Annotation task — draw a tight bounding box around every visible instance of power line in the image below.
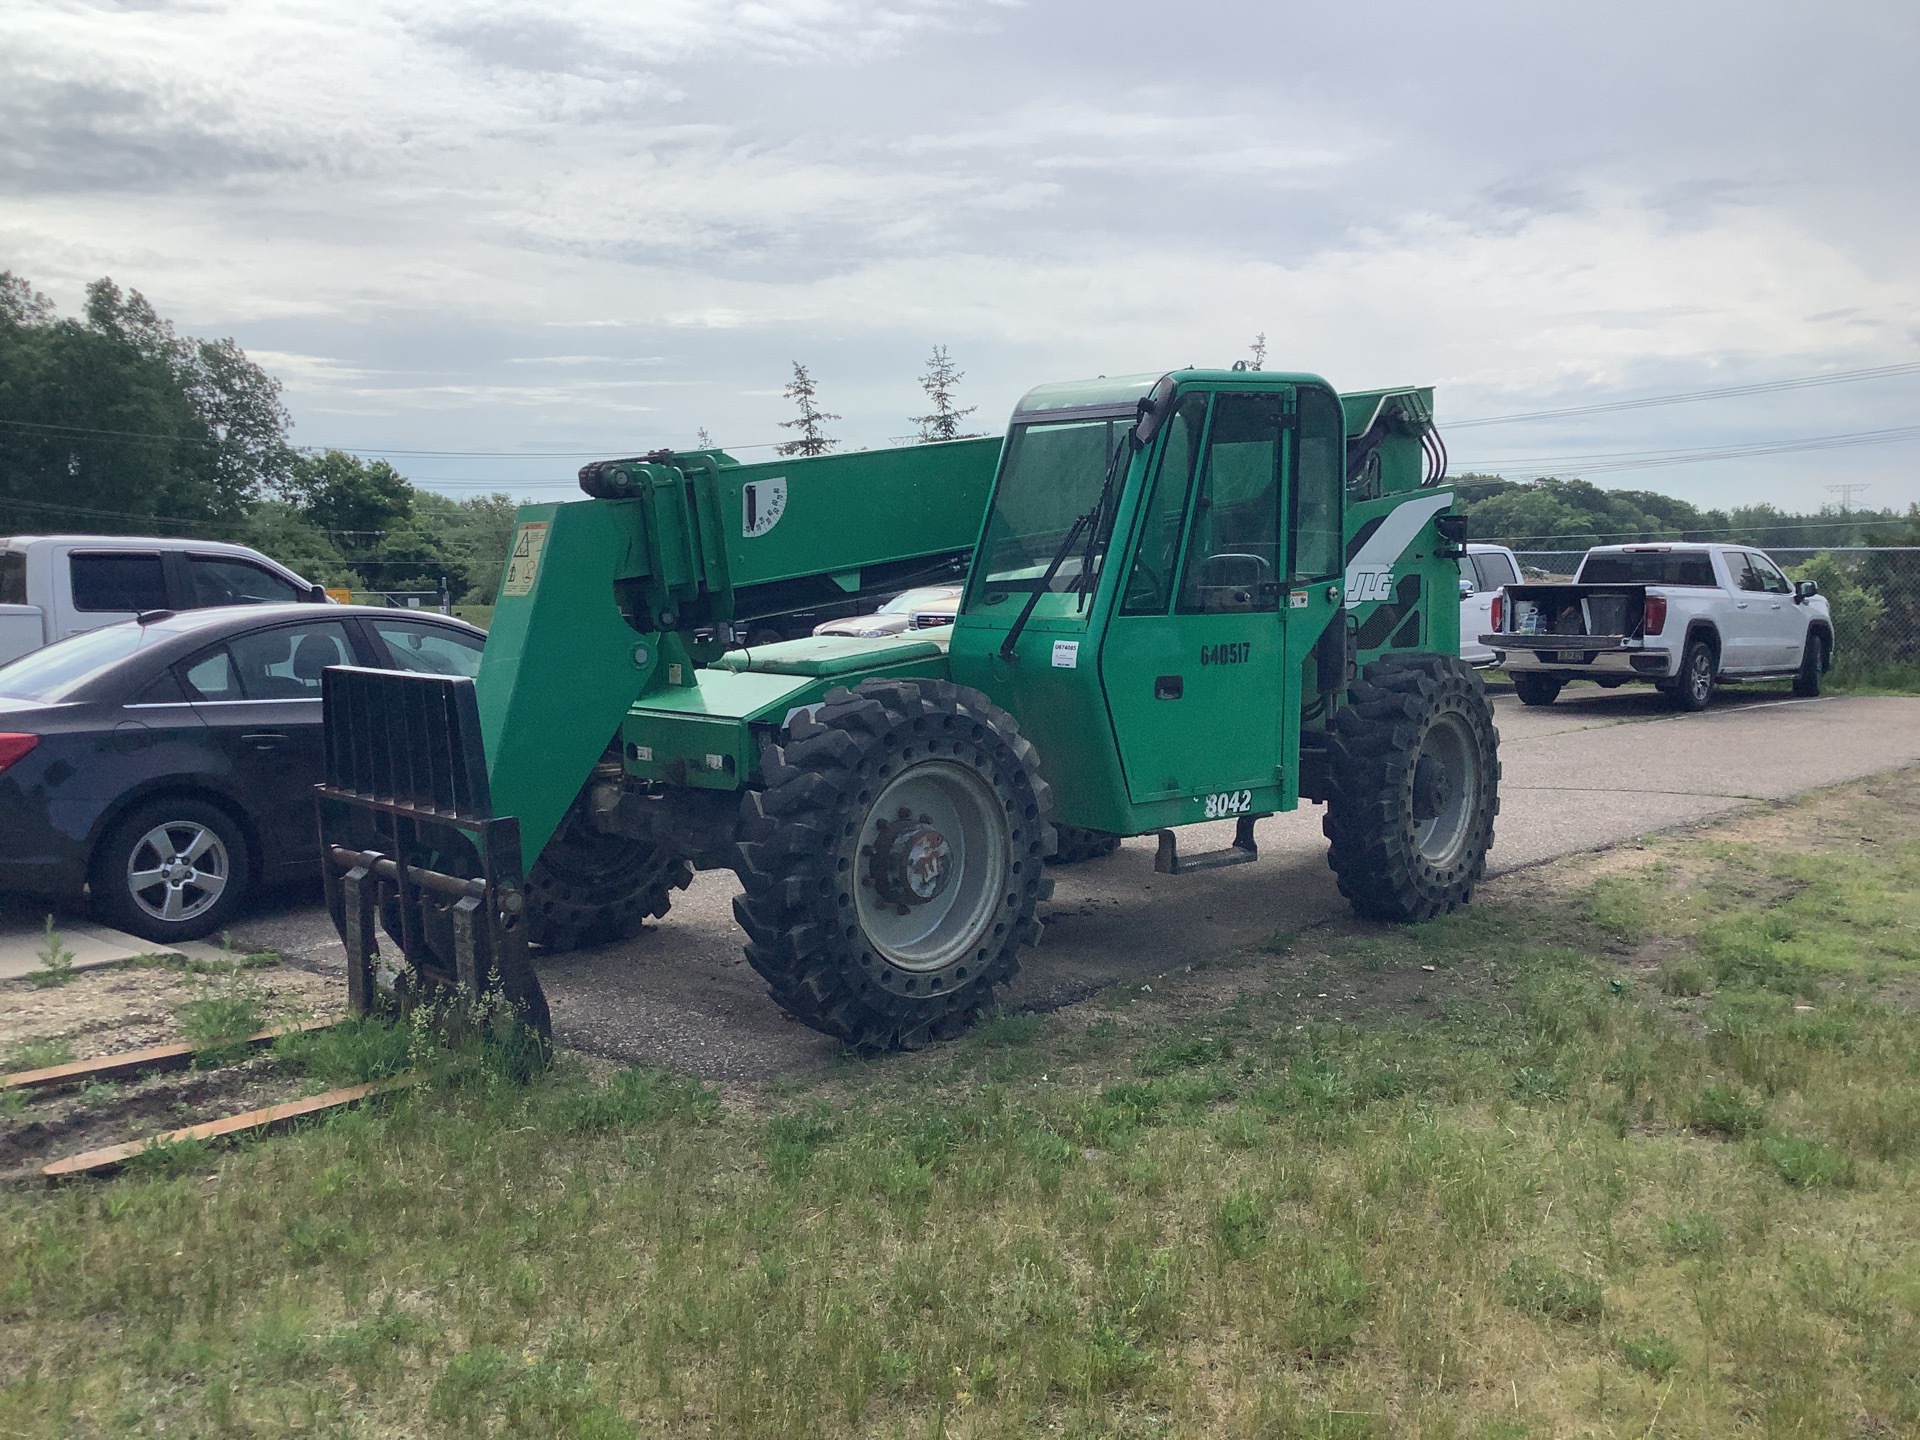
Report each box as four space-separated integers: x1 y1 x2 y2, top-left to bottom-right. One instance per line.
1449 360 1920 428
1456 422 1920 477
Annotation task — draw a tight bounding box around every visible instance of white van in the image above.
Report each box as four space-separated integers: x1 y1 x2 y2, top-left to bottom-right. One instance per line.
0 535 327 668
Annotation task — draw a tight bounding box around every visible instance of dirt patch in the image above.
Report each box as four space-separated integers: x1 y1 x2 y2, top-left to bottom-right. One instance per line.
0 961 339 1066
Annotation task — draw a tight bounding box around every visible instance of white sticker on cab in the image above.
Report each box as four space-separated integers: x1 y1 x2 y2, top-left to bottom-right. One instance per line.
1051 640 1080 669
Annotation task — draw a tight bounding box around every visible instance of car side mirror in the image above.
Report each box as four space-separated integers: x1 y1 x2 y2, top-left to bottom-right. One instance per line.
1459 579 1475 599
307 584 330 603
1795 580 1819 600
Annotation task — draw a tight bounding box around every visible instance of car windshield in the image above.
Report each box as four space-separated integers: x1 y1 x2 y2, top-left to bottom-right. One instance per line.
966 416 1128 614
0 623 156 701
1577 552 1718 586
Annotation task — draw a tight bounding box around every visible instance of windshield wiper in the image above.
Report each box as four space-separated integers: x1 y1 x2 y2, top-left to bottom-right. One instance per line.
997 432 1132 662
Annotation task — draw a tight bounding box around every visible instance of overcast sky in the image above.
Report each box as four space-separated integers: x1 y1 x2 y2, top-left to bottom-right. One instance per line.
6 0 1919 523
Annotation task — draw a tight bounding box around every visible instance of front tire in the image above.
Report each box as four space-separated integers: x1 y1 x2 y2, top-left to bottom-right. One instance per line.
1513 673 1562 707
1673 638 1716 711
524 810 693 952
734 678 1054 1050
92 796 252 944
1792 632 1827 698
1324 654 1500 923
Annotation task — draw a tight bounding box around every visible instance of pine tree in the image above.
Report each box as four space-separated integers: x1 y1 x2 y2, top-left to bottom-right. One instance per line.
1248 332 1267 372
911 344 978 443
775 362 840 457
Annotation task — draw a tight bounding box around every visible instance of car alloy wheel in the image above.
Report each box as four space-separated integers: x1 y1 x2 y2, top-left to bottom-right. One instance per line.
125 819 231 924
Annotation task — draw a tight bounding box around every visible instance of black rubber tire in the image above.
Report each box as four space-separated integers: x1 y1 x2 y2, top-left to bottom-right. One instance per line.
1323 653 1500 923
1792 631 1826 698
1672 637 1716 711
733 677 1055 1050
1513 672 1562 707
524 811 693 952
91 796 252 944
1052 825 1121 864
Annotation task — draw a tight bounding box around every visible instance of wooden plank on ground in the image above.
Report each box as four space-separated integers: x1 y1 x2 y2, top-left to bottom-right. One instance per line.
42 1074 423 1179
1 1018 337 1092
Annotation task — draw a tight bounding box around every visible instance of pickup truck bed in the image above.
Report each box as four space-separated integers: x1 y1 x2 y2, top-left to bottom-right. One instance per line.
1479 583 1659 665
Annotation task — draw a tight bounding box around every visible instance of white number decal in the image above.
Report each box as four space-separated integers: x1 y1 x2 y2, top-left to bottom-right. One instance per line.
1202 789 1253 819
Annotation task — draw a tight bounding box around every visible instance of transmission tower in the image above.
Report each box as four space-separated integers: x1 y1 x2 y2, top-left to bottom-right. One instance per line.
1826 483 1869 513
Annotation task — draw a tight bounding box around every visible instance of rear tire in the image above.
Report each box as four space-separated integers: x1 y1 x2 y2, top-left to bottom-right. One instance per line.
734 678 1054 1050
1792 632 1827 698
1513 673 1562 707
524 811 693 952
1052 825 1121 864
92 796 252 944
1324 654 1500 923
1673 638 1716 711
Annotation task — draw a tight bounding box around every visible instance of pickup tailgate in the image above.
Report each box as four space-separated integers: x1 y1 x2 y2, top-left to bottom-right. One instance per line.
1481 583 1651 653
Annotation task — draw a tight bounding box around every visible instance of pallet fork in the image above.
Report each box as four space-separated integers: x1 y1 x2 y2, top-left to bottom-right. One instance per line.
316 665 551 1036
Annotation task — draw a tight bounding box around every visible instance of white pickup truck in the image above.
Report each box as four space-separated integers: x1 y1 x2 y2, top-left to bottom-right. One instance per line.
0 535 327 668
1481 542 1833 710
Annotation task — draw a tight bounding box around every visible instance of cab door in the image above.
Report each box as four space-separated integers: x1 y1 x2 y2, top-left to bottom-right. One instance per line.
1099 388 1289 808
1278 385 1347 804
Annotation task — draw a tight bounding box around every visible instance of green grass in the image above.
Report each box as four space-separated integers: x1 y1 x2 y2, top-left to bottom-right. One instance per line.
1 779 1918 1437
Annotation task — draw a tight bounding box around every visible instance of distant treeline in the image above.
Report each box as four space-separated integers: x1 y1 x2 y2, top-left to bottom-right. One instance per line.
1453 472 1918 553
1 271 518 602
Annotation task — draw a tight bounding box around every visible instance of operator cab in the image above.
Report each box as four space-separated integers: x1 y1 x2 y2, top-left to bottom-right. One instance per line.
951 369 1351 838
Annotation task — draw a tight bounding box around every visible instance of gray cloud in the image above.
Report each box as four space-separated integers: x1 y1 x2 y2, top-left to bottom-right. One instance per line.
2 0 1917 511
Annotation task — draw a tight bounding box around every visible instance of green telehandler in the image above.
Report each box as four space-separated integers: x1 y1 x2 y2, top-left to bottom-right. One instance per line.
318 368 1498 1049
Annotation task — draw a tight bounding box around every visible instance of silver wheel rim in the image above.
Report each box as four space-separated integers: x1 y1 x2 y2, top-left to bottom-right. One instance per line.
126 821 230 924
855 762 1010 972
1411 713 1476 866
1690 650 1712 702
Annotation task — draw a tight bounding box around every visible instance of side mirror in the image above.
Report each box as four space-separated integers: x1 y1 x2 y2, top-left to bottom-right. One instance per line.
1132 374 1179 448
1459 579 1475 599
1795 580 1819 600
308 584 330 603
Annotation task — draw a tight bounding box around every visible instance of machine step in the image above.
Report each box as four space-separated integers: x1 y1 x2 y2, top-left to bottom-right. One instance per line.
1154 814 1261 874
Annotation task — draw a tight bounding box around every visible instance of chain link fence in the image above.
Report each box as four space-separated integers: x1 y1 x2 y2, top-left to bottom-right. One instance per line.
1509 546 1920 687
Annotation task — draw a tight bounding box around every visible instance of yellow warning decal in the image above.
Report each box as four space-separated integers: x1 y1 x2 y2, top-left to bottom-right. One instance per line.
502 521 550 598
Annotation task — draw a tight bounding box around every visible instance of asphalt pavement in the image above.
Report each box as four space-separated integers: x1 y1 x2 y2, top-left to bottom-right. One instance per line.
12 687 1920 1080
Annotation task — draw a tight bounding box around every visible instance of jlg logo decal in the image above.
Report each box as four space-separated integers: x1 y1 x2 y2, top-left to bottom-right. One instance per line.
1203 789 1253 819
1349 566 1395 603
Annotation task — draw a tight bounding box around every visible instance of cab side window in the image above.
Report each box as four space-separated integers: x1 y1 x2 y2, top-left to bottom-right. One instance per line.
188 555 303 607
0 552 24 606
71 553 166 612
1292 387 1344 582
1177 392 1283 613
1750 553 1791 595
1732 552 1766 592
1474 552 1520 590
1121 394 1209 615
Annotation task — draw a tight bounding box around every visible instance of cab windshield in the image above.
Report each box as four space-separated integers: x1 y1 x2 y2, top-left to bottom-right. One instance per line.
966 415 1128 613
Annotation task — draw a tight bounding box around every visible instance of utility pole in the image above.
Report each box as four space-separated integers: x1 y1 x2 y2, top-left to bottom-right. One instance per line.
1826 483 1868 513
